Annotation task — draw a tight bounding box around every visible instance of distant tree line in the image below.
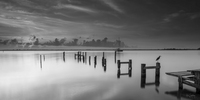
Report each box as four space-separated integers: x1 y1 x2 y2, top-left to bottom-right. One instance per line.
0 37 128 48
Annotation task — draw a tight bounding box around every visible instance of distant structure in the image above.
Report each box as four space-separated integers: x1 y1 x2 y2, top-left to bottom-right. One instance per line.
156 56 161 61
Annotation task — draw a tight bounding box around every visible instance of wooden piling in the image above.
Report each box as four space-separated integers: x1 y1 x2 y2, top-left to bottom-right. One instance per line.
178 76 183 90
156 62 161 76
114 51 116 63
89 56 91 65
141 64 146 77
94 56 97 65
129 59 132 69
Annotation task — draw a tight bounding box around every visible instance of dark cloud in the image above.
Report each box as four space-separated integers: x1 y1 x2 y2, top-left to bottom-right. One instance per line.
0 0 200 48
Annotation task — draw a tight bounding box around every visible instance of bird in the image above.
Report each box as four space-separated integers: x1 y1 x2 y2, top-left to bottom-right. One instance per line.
156 56 161 61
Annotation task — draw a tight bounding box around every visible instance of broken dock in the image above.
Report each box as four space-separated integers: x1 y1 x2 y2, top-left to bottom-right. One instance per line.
166 69 200 94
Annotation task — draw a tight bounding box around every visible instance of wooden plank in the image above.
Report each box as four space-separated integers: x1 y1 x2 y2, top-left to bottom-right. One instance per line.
188 69 200 72
166 71 192 77
183 80 200 89
120 62 129 64
144 66 157 69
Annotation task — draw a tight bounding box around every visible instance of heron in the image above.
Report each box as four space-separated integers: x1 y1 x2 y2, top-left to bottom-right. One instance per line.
156 56 161 61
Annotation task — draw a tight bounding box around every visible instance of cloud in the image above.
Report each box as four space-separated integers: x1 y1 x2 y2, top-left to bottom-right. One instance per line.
54 4 97 14
102 0 124 13
95 22 123 29
164 13 180 22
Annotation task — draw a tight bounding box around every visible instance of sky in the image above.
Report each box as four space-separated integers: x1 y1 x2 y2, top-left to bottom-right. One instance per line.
0 0 200 49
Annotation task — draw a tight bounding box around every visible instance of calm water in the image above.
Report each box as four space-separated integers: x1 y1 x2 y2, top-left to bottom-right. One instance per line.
0 51 200 100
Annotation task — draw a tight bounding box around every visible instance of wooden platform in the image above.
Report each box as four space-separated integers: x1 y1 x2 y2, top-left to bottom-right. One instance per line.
166 71 193 77
166 70 200 93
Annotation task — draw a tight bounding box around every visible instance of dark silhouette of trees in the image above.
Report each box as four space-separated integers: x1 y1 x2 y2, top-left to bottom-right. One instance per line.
34 38 39 45
54 38 60 46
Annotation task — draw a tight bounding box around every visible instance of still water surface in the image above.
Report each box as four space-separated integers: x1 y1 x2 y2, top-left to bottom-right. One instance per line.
0 51 200 100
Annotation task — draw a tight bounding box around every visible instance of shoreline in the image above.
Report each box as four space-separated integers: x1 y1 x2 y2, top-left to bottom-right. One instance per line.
0 48 198 51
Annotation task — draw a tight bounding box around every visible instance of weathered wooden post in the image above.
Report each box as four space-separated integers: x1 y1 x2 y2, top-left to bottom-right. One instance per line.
114 51 117 63
156 62 161 76
129 59 132 69
118 60 120 69
178 76 183 90
89 56 91 65
194 72 200 93
85 52 87 63
82 55 85 63
94 56 97 65
63 52 65 62
141 64 146 77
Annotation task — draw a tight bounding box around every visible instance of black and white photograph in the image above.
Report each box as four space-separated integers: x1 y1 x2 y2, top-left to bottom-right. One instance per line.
0 0 200 100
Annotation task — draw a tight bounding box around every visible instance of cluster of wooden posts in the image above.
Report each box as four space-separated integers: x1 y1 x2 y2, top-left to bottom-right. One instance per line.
74 51 87 63
117 59 132 78
140 63 161 88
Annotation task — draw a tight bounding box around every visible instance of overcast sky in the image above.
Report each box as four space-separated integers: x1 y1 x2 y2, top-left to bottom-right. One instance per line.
0 0 200 48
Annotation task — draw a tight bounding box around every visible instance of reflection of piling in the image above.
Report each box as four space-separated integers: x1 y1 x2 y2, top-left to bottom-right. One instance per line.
141 62 161 78
43 55 45 61
102 58 107 72
117 68 132 79
89 56 91 65
140 74 160 88
40 55 42 69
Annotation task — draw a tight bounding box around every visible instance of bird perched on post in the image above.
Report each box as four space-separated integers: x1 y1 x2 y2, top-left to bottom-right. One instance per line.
156 56 161 61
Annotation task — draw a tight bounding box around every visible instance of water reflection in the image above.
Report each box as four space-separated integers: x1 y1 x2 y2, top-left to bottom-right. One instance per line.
1 51 200 100
140 74 160 93
166 89 200 100
117 68 132 78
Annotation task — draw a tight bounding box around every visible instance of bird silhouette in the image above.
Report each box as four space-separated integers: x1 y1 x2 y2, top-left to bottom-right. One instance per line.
156 56 161 61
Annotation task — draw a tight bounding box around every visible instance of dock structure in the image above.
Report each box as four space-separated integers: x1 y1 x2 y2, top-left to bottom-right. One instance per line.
140 62 161 89
166 70 200 94
117 59 132 78
141 62 161 78
117 59 132 69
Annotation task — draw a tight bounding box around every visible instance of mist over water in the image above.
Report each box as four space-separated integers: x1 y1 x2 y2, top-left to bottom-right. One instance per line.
0 51 200 100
